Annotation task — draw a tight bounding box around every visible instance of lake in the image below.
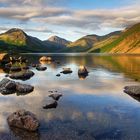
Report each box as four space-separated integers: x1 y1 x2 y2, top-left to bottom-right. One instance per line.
0 54 140 140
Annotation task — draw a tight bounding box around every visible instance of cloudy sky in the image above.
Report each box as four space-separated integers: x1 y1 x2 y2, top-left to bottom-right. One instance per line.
0 0 139 41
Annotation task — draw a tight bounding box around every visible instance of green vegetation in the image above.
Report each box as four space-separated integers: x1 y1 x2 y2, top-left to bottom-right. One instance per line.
0 23 140 53
90 23 140 53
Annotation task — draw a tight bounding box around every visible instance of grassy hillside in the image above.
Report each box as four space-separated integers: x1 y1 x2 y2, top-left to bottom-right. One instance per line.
90 23 140 53
66 31 121 52
0 28 64 53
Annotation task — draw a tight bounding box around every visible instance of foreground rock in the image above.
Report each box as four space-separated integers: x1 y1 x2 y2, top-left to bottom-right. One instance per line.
7 109 39 132
49 93 62 101
0 78 34 95
124 86 140 96
0 78 16 95
9 70 34 80
60 68 72 74
43 100 58 109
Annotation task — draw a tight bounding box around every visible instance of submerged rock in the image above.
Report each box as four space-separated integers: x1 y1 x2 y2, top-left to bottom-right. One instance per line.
124 86 140 96
9 70 34 80
49 93 62 101
9 127 39 140
36 66 47 71
7 109 39 132
43 100 58 109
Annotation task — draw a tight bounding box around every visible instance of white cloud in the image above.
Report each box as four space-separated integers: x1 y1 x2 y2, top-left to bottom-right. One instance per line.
0 0 139 39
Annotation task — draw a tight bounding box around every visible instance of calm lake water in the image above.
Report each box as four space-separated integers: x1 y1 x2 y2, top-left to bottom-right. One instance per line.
1 54 140 140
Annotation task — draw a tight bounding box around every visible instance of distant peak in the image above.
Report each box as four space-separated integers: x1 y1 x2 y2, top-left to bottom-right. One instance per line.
48 35 62 40
47 35 71 45
5 28 27 35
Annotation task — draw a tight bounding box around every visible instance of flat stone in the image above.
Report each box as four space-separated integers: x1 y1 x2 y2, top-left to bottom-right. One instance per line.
56 74 61 77
60 68 73 74
36 66 47 71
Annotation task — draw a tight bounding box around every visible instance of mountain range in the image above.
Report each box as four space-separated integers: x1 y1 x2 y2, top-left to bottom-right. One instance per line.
0 23 139 53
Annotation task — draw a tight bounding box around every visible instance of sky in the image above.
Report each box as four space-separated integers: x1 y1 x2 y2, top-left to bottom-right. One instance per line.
0 0 139 41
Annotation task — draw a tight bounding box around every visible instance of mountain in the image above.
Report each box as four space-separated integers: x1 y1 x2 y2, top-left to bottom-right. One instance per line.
0 23 140 53
0 28 63 53
47 35 71 46
62 31 121 52
89 23 140 53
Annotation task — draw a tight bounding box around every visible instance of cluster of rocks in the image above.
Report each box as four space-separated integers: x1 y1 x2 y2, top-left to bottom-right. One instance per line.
0 78 34 95
6 93 63 132
2 55 89 133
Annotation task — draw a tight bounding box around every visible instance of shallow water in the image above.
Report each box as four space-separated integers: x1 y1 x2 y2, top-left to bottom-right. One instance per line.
1 54 140 140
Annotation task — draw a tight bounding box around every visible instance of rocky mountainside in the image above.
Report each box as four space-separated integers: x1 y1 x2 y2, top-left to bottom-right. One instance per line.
89 23 140 53
62 31 121 52
0 28 64 53
0 23 140 53
47 35 71 46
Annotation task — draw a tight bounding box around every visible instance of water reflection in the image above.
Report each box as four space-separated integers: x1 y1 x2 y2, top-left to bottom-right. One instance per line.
0 54 140 139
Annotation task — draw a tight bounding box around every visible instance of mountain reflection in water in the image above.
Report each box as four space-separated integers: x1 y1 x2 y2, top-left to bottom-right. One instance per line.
0 54 140 140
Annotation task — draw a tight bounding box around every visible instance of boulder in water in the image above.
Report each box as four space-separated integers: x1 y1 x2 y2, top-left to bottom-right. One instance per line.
7 109 39 131
124 86 140 96
78 66 89 76
43 100 58 109
61 68 72 74
36 66 47 71
9 70 34 80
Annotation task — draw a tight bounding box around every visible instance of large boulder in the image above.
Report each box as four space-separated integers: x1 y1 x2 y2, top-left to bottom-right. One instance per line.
7 109 39 132
0 78 16 95
0 78 34 95
9 70 34 80
124 86 140 96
